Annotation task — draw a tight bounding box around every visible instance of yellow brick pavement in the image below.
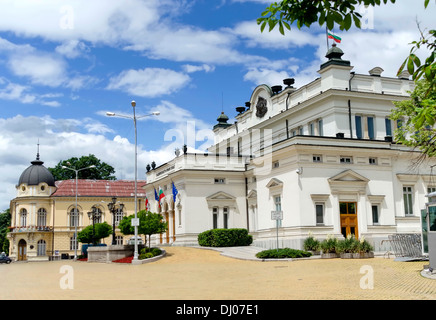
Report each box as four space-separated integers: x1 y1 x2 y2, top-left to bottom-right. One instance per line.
0 246 435 300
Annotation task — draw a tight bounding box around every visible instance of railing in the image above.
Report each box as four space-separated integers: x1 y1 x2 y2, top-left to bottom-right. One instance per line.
9 226 53 233
383 234 423 258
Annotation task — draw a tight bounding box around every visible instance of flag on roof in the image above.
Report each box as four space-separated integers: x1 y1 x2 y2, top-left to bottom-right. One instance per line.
327 32 341 43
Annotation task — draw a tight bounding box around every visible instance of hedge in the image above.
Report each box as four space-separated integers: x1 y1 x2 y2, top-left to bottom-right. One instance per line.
255 248 312 259
198 228 253 247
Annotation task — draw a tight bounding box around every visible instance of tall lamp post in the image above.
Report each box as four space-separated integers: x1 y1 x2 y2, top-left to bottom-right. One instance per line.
107 197 124 245
106 101 160 262
62 164 96 259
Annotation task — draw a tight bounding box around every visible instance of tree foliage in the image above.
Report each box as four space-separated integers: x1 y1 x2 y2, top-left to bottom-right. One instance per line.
77 222 113 244
0 209 11 255
391 79 436 157
257 0 396 34
118 210 168 249
48 154 116 181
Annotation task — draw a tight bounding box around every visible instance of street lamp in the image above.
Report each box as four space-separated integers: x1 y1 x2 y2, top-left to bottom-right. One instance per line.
62 164 96 259
107 197 124 245
87 208 102 246
106 100 160 262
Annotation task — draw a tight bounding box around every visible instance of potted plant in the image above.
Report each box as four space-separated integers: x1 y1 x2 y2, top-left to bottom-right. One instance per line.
355 236 374 258
303 232 320 255
319 234 338 258
337 234 359 259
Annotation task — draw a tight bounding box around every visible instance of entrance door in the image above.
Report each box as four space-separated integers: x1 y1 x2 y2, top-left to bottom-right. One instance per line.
340 202 358 238
18 239 27 261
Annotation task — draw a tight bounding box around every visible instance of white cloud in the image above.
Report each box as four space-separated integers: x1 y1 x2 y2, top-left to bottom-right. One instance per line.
0 114 175 210
55 40 90 59
182 64 215 73
106 68 191 98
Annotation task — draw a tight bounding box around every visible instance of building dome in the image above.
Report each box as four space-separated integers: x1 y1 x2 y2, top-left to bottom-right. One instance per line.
18 154 55 187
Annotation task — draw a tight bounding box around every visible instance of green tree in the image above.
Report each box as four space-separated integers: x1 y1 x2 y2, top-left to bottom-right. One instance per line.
118 210 168 249
48 154 116 180
0 209 11 255
77 222 113 245
257 0 435 156
391 79 436 157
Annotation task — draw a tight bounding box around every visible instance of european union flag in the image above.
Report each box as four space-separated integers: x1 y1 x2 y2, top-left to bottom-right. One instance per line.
172 181 178 203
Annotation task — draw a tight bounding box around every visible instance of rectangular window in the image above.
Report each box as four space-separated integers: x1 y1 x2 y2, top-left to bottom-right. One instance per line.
213 207 218 229
355 116 362 139
223 207 229 229
369 157 377 165
313 155 322 163
214 178 225 184
309 122 315 135
367 116 375 140
273 161 280 168
385 118 392 136
318 119 323 136
299 127 304 135
428 187 436 194
403 186 414 215
340 156 352 164
315 203 324 224
372 205 379 224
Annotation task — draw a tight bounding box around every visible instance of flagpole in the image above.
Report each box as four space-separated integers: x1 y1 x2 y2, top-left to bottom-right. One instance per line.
326 25 329 50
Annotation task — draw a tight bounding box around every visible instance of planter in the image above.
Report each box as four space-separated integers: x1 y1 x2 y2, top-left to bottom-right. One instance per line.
309 250 320 256
355 252 374 259
340 253 353 259
322 253 338 258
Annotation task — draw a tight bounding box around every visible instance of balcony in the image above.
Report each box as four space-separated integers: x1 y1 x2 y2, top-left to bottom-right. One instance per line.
9 226 53 233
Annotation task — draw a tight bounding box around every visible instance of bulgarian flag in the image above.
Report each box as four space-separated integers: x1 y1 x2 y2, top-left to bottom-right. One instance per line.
327 31 341 43
158 186 165 203
145 196 150 211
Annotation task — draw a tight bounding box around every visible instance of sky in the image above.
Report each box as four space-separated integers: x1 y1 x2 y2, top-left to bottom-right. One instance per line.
0 0 434 211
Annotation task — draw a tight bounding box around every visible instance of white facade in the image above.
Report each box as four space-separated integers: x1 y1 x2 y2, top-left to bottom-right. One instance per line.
144 45 435 252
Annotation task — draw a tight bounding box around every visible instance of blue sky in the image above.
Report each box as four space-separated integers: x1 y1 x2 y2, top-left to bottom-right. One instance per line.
0 0 433 210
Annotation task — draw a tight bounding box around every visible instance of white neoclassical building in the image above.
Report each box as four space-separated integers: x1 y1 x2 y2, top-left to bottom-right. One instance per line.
145 44 435 252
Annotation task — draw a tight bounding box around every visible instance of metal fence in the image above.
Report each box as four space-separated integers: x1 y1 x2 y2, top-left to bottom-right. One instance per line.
386 234 423 258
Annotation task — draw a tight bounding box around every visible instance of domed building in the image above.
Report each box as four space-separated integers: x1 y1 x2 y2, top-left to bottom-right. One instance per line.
8 150 147 261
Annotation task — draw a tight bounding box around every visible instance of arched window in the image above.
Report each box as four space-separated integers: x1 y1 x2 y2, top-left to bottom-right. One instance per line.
20 208 27 227
90 207 102 224
69 208 80 227
37 208 47 227
37 239 46 256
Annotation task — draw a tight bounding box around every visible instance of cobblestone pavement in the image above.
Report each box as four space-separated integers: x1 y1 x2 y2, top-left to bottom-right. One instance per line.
1 246 435 300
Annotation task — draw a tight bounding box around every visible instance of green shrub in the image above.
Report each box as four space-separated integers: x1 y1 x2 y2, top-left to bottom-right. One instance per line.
256 248 312 259
139 247 162 260
303 235 320 251
320 235 338 253
336 234 359 254
198 228 253 247
357 236 374 253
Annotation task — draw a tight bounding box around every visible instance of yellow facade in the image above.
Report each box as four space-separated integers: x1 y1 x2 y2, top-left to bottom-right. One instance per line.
9 181 145 261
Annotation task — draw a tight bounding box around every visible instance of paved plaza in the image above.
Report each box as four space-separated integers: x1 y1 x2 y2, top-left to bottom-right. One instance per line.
1 246 435 300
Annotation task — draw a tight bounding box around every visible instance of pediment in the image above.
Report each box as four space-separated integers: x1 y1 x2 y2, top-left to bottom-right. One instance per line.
206 191 236 201
328 170 369 183
266 178 283 188
328 170 368 194
247 190 257 199
206 191 237 209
